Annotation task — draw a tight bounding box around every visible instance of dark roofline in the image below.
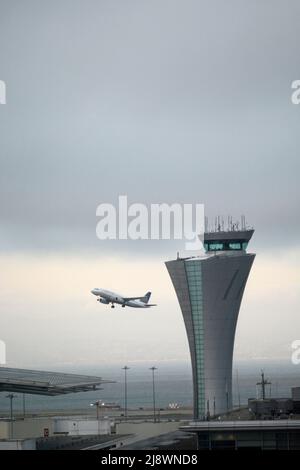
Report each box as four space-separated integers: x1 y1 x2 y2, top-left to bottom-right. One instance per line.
204 229 254 243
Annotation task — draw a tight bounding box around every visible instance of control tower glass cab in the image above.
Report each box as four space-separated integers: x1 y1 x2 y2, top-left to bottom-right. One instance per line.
165 227 255 419
203 229 254 253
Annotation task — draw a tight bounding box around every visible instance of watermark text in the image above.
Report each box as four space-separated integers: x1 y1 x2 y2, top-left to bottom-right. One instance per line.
0 340 6 365
96 196 204 251
0 80 6 104
291 340 300 365
291 80 300 105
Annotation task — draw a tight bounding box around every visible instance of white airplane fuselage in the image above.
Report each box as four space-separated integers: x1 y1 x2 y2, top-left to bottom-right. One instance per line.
91 288 155 308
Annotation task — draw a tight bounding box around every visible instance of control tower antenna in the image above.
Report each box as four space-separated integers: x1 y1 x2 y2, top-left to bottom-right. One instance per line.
205 216 208 233
241 214 246 230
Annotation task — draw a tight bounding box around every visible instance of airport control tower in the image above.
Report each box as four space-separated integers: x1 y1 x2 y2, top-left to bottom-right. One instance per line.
165 219 255 419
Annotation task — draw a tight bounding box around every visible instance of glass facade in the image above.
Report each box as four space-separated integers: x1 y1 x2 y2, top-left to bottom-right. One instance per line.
197 430 300 450
206 242 224 251
229 242 241 250
204 240 249 252
185 260 205 417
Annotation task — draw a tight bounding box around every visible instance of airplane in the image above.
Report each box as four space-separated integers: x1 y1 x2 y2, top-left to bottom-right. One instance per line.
91 288 156 308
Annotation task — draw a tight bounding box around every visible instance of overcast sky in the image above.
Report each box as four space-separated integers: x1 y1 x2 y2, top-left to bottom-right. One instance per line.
0 0 299 370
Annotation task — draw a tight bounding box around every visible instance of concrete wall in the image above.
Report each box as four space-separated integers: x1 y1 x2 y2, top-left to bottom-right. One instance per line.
0 421 9 439
0 417 112 440
0 418 53 439
0 439 36 450
166 251 255 418
53 418 111 435
116 421 181 445
201 253 255 416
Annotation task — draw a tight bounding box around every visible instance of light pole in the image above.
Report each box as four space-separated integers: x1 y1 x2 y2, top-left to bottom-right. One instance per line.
6 393 15 439
149 367 157 423
257 371 271 400
225 379 229 413
122 366 130 421
23 393 26 420
90 400 104 434
236 369 241 409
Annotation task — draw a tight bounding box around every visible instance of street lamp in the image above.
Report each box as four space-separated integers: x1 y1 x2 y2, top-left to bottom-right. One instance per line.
6 393 15 439
90 400 104 420
90 400 104 435
122 366 130 421
149 367 157 423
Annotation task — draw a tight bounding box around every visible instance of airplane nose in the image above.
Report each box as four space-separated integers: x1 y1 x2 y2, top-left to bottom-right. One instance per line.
91 289 97 295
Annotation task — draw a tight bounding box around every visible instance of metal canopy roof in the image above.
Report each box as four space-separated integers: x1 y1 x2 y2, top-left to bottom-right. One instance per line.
0 367 114 396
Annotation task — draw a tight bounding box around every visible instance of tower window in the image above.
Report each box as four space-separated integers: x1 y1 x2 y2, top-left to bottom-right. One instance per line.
204 240 247 251
208 243 224 251
229 243 241 250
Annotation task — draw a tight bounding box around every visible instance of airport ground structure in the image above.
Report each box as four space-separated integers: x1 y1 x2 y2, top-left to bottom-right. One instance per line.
166 226 255 419
0 367 113 396
0 366 191 449
180 420 300 450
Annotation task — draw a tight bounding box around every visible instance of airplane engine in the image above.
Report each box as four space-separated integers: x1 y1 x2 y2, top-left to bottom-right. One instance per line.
99 298 109 304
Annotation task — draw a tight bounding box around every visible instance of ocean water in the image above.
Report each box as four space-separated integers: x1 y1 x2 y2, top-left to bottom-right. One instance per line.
0 359 299 414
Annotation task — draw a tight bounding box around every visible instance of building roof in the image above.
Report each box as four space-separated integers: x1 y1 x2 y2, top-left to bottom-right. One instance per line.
119 431 196 450
0 367 113 396
181 420 300 432
36 434 132 450
204 229 254 243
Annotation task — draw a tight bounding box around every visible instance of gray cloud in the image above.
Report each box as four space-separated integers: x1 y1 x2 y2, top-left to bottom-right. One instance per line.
0 0 299 254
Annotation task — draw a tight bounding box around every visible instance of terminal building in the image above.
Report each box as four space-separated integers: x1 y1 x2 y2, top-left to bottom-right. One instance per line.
166 223 255 419
180 420 300 450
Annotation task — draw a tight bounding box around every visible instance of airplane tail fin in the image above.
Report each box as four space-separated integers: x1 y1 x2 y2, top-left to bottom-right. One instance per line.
141 291 151 304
